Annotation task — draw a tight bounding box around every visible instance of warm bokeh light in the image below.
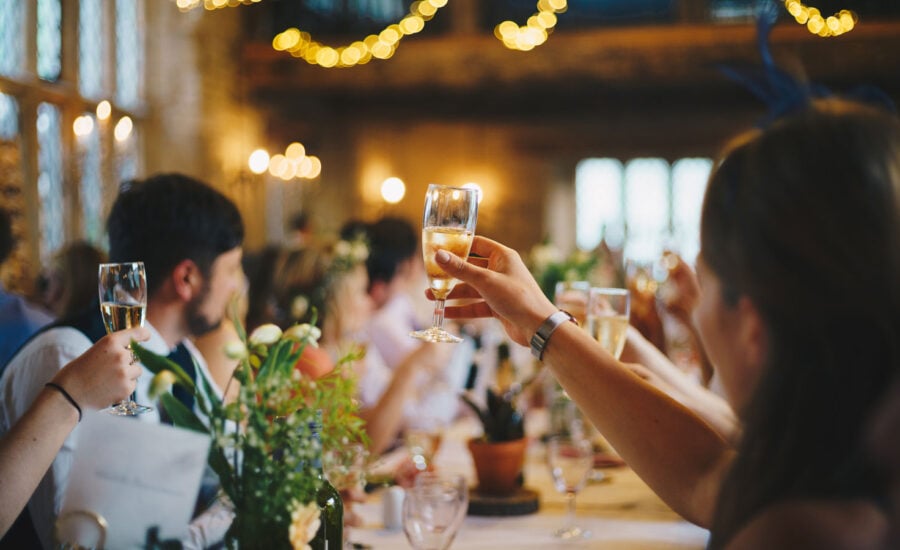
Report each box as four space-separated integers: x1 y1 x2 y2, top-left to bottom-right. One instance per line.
114 116 133 142
306 156 322 179
96 100 111 121
268 154 287 177
248 149 270 174
784 1 855 36
285 142 305 160
462 182 483 204
73 115 94 137
381 177 406 204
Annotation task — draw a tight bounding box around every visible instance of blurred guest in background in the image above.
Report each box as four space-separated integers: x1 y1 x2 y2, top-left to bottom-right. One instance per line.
36 240 107 319
0 208 52 369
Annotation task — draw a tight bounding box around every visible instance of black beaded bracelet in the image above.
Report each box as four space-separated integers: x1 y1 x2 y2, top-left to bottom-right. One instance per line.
45 382 82 422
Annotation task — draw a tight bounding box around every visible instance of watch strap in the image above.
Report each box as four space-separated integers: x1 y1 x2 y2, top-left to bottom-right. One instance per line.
530 310 577 360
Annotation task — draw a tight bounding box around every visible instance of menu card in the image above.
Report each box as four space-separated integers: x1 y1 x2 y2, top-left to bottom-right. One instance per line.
58 411 210 548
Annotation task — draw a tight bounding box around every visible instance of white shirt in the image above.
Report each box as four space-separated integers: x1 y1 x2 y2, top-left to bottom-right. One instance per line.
0 322 221 548
366 293 421 370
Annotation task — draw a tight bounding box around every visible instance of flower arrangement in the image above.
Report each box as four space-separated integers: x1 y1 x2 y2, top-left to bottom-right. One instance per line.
135 316 367 550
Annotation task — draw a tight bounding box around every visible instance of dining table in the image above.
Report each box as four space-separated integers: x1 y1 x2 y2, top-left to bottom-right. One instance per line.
349 410 710 549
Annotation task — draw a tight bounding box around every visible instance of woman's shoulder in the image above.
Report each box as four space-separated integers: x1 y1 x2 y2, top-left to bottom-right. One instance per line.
727 498 888 550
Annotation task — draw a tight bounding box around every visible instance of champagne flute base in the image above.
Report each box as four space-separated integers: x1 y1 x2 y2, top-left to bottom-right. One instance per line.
409 327 462 343
105 400 153 416
553 526 590 540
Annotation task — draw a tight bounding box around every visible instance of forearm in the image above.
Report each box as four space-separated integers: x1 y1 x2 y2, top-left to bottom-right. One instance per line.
360 361 419 456
0 387 79 534
542 322 733 526
623 327 740 445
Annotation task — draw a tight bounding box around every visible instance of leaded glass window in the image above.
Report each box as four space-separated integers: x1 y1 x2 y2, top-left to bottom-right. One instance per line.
37 0 62 81
78 115 103 243
79 0 105 99
575 159 624 251
671 158 712 264
0 0 25 77
37 103 64 260
116 123 139 186
115 0 143 108
0 93 18 140
624 159 669 263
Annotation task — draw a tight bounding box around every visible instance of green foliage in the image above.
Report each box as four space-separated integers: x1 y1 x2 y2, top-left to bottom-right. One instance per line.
134 316 368 550
461 388 525 443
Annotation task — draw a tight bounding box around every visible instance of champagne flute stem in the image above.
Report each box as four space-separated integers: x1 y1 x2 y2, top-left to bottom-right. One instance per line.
432 299 447 330
565 491 577 531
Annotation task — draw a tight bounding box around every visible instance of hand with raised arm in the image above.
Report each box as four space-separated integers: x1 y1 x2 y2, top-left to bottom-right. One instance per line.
0 327 149 535
432 236 558 346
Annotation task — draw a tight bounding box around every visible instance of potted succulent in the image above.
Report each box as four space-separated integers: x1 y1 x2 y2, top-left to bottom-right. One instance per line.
461 387 527 496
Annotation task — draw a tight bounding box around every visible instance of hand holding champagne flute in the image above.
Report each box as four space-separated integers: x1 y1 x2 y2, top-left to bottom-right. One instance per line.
98 261 152 415
411 184 478 343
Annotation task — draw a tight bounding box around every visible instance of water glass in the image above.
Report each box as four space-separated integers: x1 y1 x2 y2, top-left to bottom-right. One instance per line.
403 472 468 550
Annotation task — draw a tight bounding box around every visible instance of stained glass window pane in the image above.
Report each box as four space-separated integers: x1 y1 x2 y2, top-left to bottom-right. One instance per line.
623 158 669 264
671 158 712 264
575 158 624 251
37 0 62 81
0 0 26 77
0 93 18 140
37 103 64 261
79 0 105 98
79 115 103 243
116 0 144 108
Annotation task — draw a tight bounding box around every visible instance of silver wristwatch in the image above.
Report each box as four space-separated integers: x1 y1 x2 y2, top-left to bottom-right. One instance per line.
530 310 577 360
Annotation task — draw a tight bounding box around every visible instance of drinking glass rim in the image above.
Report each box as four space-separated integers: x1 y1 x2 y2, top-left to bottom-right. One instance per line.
98 261 144 268
426 183 479 193
588 287 628 296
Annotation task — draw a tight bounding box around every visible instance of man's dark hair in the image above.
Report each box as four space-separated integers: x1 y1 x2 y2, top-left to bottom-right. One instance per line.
0 208 13 265
107 173 244 296
365 217 418 285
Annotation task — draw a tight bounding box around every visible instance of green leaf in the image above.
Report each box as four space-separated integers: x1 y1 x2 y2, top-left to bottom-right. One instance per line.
132 343 196 393
159 393 208 435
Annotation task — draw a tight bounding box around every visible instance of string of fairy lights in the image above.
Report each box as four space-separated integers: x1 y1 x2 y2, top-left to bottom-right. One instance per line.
783 1 856 37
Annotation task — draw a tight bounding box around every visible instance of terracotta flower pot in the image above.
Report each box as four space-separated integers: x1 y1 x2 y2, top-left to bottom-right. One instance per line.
467 437 528 496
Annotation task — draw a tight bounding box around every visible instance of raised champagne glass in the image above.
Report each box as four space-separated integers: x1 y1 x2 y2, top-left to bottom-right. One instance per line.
411 184 478 343
98 261 152 415
586 287 630 359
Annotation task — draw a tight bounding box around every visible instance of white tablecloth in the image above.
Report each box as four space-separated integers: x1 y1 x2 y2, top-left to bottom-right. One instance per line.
349 413 710 549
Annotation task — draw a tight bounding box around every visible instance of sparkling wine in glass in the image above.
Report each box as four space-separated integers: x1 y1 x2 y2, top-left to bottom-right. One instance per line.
586 287 630 360
547 434 594 539
98 261 152 415
411 184 478 344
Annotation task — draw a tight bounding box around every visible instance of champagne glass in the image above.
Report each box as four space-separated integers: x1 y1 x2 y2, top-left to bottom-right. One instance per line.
98 262 152 415
546 434 594 539
586 287 630 359
553 280 590 326
403 473 468 550
411 184 478 343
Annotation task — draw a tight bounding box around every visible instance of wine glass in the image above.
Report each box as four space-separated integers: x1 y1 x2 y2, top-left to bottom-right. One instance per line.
411 184 479 344
586 287 630 359
98 262 152 415
403 472 468 550
546 434 594 539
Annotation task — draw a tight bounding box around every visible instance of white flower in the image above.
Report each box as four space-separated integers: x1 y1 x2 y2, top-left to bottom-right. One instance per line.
334 240 352 257
248 323 283 346
223 340 248 360
350 241 369 262
148 370 177 400
291 295 309 320
284 323 321 347
288 500 321 550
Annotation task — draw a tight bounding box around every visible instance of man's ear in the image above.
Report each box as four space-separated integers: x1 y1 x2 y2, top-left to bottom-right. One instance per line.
170 259 204 302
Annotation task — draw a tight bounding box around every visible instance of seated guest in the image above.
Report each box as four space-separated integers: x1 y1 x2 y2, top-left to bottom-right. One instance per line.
0 208 52 370
269 240 450 455
0 327 148 536
435 100 898 548
36 240 107 319
0 174 245 548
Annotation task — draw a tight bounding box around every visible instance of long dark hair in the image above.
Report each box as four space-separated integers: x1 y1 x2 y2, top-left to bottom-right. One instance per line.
703 100 900 547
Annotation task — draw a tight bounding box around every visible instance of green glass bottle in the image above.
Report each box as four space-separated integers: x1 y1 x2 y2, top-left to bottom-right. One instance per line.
310 418 343 550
